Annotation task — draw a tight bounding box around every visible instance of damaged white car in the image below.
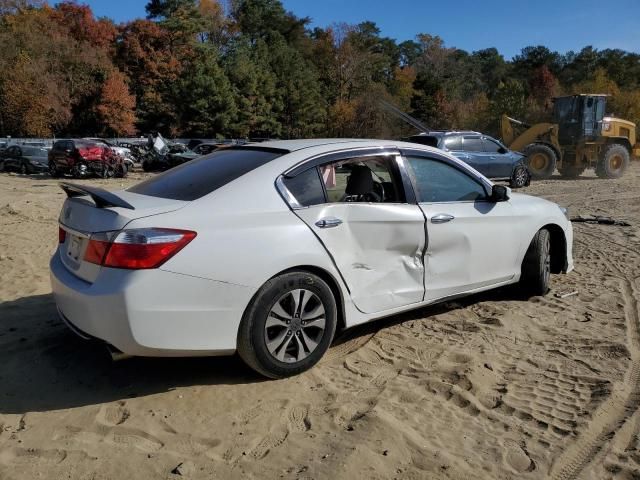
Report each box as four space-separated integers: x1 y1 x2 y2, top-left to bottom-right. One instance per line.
50 139 573 378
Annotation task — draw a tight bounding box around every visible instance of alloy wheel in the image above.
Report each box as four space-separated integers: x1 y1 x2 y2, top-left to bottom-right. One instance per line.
514 167 528 187
264 288 326 363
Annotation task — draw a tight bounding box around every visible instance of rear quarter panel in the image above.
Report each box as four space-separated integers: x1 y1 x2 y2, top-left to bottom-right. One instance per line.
125 166 346 291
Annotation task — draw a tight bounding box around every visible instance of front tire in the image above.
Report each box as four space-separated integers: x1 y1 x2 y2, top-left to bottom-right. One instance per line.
596 144 629 179
237 271 337 379
520 229 551 297
48 161 60 178
72 162 88 179
510 164 530 188
114 163 128 178
524 144 557 179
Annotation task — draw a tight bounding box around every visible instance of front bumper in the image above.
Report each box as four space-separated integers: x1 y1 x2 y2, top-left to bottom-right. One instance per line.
50 251 254 357
564 221 575 273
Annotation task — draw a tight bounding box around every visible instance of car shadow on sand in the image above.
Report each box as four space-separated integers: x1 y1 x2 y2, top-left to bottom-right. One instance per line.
0 294 266 415
0 287 526 415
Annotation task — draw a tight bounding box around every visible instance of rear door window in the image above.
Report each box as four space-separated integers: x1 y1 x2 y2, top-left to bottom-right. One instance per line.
443 136 463 151
282 168 326 207
128 147 286 201
462 137 483 152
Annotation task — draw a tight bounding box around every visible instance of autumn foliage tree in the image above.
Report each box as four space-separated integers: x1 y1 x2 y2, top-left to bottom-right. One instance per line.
96 70 137 136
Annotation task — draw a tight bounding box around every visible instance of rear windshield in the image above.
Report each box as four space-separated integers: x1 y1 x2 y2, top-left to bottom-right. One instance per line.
128 147 286 201
406 135 440 148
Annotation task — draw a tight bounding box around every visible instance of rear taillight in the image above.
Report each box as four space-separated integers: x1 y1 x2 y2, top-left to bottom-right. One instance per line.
59 227 66 244
83 228 196 269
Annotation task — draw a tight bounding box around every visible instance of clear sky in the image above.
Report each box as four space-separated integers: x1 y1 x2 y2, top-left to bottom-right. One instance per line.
82 0 639 59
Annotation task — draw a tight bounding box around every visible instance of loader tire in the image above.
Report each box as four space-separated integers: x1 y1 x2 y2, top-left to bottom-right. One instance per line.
596 144 629 179
524 144 557 179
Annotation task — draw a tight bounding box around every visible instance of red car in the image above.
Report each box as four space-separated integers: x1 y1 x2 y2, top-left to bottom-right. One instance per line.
48 140 127 178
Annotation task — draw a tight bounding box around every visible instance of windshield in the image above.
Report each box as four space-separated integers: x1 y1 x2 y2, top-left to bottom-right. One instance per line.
553 97 579 123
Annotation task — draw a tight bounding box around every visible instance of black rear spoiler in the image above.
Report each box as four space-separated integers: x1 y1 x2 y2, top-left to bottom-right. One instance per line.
60 182 135 210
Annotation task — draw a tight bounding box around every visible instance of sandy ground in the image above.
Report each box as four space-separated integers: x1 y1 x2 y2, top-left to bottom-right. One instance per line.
1 164 640 480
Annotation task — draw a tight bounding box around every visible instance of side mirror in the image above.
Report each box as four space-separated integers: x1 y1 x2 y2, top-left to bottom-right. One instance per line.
498 147 508 154
491 185 510 202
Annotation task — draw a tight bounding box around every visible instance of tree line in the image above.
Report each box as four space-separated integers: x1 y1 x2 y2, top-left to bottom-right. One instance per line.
0 0 639 139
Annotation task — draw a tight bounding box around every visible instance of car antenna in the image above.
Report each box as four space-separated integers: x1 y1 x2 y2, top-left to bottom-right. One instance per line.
379 99 430 134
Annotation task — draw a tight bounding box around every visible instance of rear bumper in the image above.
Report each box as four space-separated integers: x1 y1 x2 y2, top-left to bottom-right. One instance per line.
50 251 253 357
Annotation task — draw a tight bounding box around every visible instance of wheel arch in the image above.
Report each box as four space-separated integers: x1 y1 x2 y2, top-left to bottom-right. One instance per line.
242 265 348 336
604 137 632 154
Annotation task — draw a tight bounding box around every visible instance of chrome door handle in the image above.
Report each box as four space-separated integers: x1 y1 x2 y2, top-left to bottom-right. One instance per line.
431 213 454 224
315 217 343 228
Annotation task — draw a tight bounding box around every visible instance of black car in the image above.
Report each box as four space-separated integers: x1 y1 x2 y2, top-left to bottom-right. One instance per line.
406 131 531 188
0 145 49 174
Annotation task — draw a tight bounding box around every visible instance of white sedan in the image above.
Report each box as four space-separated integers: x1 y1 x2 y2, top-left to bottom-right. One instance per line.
50 139 573 378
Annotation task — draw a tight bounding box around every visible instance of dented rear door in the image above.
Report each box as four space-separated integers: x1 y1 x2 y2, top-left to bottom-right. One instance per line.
294 203 426 314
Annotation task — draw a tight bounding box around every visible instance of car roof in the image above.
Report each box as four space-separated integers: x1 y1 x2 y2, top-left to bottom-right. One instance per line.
243 138 391 152
410 130 483 137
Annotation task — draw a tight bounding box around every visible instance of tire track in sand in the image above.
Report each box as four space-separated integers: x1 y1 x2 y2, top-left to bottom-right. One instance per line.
550 230 640 479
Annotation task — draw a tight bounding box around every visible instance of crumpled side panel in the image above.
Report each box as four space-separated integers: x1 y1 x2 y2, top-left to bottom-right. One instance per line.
296 203 426 314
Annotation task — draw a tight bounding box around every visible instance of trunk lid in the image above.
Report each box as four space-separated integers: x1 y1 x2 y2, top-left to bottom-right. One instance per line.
57 183 188 283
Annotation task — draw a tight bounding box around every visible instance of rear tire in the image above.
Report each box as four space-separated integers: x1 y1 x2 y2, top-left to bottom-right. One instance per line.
237 271 337 379
596 144 629 179
520 229 551 297
510 164 530 188
524 144 557 179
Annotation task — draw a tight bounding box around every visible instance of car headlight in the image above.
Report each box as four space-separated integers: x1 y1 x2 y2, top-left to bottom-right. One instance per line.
602 122 611 132
559 206 569 219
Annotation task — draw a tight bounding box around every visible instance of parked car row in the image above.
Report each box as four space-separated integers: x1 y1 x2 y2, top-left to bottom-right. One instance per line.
1 131 533 187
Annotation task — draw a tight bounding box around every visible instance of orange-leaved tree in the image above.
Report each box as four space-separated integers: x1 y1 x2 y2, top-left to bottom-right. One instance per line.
96 70 137 136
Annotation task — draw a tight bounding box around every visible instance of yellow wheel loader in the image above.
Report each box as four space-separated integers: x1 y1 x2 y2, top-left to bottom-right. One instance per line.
501 94 639 179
